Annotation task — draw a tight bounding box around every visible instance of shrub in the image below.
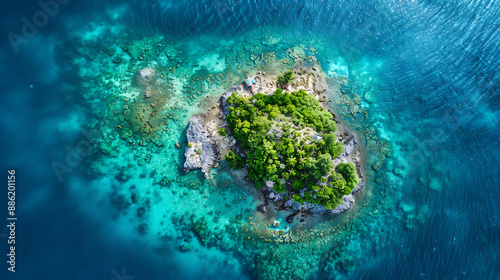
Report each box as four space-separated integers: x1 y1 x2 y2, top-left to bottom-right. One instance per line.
218 127 228 136
273 183 286 193
336 162 359 190
255 100 265 109
196 149 202 155
226 151 244 169
188 143 192 148
292 180 304 190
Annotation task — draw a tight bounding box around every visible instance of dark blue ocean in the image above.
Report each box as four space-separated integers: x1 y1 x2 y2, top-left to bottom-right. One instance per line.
1 0 499 279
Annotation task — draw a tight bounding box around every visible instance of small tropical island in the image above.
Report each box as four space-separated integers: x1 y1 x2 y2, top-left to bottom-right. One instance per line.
184 66 364 216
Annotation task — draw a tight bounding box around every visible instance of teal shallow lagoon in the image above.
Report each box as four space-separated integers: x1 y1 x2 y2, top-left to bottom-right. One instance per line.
0 1 498 279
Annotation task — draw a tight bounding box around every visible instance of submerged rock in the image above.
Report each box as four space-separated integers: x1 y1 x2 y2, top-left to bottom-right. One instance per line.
179 243 193 252
286 213 298 223
120 127 133 139
372 161 383 172
257 204 267 213
183 115 218 179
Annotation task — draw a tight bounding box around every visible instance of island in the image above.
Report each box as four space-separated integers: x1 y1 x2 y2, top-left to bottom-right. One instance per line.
184 66 364 216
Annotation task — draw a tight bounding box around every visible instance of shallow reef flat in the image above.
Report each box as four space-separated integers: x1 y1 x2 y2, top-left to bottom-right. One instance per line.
66 25 439 279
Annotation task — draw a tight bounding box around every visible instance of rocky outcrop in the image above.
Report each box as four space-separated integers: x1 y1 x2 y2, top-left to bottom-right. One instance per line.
184 115 218 179
306 194 356 216
342 137 358 157
308 204 328 216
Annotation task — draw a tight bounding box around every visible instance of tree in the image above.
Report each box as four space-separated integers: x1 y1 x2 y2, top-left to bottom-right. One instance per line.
226 151 244 169
292 180 304 190
324 133 344 158
329 172 349 195
336 162 359 190
255 99 265 109
317 186 342 210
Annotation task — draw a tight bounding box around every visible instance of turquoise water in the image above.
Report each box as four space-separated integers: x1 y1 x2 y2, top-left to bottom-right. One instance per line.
1 1 499 279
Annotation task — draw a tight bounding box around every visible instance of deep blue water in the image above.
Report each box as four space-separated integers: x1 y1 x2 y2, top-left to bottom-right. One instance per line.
1 0 499 279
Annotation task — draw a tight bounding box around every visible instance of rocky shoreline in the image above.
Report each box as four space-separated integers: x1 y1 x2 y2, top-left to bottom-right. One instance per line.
184 67 364 216
183 115 219 179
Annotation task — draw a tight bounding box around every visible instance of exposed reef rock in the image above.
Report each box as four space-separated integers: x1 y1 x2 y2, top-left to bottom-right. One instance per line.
184 115 218 179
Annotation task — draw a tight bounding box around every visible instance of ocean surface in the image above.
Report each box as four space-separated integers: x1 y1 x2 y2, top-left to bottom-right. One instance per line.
0 0 499 279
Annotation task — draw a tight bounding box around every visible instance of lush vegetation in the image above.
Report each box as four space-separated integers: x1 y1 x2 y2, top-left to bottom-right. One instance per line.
224 89 358 210
226 151 244 169
277 70 294 88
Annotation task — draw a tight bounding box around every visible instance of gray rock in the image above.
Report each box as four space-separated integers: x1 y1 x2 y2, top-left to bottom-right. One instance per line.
352 181 364 194
291 201 302 211
342 137 358 156
268 191 276 199
308 205 327 216
184 115 218 179
301 202 313 212
328 194 355 215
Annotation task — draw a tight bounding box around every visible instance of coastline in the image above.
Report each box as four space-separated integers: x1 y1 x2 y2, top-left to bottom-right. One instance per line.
183 64 366 217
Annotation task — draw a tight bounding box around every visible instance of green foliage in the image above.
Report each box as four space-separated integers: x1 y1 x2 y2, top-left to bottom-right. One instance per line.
324 133 344 158
317 185 342 210
316 154 334 175
277 70 294 87
224 89 355 211
292 180 304 190
336 162 359 190
273 182 286 193
218 127 228 136
226 151 244 169
329 172 349 196
196 149 202 155
255 99 265 109
188 143 192 148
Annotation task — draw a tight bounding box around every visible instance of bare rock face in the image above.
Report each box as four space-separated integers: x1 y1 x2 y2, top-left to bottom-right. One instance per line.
342 137 358 157
308 204 327 216
184 115 218 179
